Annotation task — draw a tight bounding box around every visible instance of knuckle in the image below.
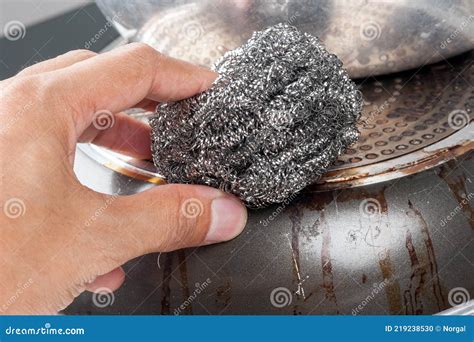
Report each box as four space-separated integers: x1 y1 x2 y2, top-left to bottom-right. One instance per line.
35 72 73 105
160 185 207 251
3 76 39 97
127 42 157 58
65 49 97 60
0 76 44 136
0 77 41 118
123 42 160 70
32 74 67 109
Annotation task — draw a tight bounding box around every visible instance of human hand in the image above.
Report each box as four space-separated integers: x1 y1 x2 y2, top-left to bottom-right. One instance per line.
0 43 247 314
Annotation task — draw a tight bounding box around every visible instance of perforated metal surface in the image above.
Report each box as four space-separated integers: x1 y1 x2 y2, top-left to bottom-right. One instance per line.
134 51 473 168
79 43 473 190
130 2 474 176
333 51 473 169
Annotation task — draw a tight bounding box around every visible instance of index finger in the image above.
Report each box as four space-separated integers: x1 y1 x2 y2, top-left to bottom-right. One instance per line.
45 43 217 136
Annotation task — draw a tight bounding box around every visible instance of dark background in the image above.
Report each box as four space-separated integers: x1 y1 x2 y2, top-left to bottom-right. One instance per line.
0 3 117 80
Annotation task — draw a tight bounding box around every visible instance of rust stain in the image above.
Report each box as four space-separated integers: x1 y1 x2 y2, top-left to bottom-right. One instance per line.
374 188 388 214
288 207 306 311
408 201 447 311
320 211 339 313
177 250 192 315
103 138 473 192
362 274 367 284
369 188 388 245
315 140 474 190
300 190 334 211
438 161 474 229
215 281 232 309
403 229 426 315
336 188 371 202
298 191 336 308
160 252 173 315
378 251 403 314
336 186 388 215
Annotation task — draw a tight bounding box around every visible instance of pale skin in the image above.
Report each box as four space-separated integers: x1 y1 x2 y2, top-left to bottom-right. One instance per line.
0 43 247 314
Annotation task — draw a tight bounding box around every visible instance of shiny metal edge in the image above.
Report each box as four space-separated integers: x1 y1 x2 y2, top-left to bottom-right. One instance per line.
436 300 474 316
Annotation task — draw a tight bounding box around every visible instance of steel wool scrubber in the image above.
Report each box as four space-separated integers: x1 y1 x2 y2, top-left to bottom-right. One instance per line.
150 23 362 207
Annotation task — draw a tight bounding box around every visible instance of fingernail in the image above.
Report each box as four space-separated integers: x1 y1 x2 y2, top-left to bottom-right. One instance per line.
206 195 247 244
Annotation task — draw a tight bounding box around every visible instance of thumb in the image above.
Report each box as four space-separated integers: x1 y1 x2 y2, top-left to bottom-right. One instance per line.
93 184 247 268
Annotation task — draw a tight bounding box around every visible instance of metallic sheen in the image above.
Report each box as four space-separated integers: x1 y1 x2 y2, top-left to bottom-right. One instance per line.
150 24 362 207
96 0 474 78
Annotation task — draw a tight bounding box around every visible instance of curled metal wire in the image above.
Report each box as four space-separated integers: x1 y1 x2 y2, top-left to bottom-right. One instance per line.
150 23 362 208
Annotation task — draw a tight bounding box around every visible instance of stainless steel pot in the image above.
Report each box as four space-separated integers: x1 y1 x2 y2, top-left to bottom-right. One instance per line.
95 0 474 78
66 0 474 315
70 141 474 315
